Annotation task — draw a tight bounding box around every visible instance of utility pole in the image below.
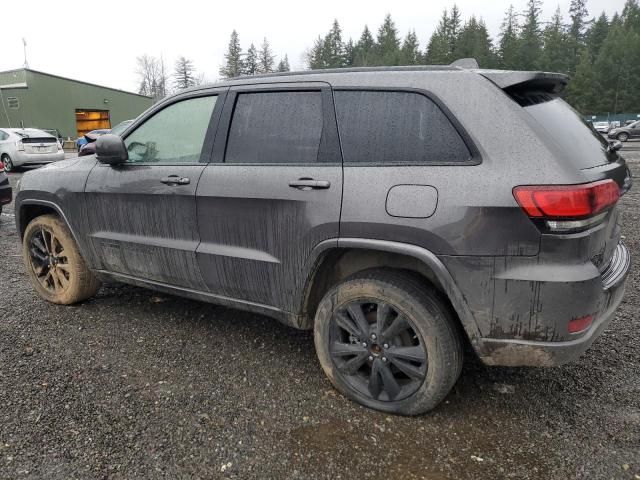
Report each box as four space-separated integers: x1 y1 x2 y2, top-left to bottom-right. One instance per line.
23 38 29 68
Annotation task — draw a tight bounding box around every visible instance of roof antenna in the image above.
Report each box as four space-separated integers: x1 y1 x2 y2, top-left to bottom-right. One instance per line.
450 58 479 69
22 38 29 68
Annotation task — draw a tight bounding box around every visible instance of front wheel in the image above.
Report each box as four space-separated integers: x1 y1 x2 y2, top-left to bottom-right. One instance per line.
617 132 630 142
23 214 101 304
314 270 463 415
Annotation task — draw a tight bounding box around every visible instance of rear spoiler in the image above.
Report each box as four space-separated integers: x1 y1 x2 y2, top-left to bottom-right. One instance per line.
476 70 569 95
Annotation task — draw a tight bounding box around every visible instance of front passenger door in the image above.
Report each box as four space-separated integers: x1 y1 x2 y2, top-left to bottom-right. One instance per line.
84 90 225 289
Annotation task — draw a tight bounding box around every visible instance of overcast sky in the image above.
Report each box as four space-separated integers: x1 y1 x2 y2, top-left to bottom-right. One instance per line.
0 0 625 93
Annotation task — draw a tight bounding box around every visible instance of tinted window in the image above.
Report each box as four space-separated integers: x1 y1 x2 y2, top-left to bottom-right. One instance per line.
523 97 611 168
225 91 323 164
125 95 216 164
0 130 7 141
334 91 471 164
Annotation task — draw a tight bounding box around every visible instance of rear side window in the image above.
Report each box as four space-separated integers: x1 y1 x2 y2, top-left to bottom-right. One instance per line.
521 96 611 168
334 90 471 164
225 91 323 164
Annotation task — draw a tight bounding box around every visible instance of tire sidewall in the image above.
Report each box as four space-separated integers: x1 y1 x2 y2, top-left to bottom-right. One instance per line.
314 276 457 415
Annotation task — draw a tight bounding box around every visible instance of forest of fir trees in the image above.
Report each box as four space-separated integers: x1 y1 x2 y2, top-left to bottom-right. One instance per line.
219 0 640 116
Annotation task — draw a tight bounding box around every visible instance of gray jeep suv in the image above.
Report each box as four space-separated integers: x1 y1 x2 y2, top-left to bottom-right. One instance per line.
15 65 632 415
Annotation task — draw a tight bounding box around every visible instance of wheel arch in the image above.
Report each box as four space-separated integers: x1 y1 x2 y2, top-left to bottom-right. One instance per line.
18 200 78 244
300 238 482 345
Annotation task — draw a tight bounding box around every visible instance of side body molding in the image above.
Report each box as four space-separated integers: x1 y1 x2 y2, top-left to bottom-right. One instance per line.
302 237 482 342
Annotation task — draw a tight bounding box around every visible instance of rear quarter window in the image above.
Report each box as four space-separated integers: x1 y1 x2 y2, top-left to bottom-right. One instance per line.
517 95 613 168
333 90 472 165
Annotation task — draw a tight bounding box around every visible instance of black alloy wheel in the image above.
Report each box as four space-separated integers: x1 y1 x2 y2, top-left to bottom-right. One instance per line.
329 299 428 402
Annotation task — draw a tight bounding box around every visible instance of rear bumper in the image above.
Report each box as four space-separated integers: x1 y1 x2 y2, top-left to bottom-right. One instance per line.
12 150 65 167
475 242 630 366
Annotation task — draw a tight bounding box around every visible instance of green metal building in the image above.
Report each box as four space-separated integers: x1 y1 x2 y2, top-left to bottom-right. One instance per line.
0 68 152 139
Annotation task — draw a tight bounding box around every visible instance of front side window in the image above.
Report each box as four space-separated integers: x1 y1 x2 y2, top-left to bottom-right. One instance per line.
225 91 323 164
125 95 217 164
334 90 471 164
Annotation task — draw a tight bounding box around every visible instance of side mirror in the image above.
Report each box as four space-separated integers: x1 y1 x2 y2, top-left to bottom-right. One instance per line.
608 140 623 152
96 134 128 165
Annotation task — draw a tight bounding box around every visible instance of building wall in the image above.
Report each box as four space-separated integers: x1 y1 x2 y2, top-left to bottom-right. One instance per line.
0 69 152 139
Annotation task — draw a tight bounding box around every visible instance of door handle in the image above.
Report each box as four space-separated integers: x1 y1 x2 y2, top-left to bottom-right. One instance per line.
288 178 331 190
160 175 190 185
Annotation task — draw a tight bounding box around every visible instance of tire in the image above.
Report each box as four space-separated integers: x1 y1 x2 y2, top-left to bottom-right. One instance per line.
22 214 101 304
314 269 463 416
2 154 14 172
617 132 629 142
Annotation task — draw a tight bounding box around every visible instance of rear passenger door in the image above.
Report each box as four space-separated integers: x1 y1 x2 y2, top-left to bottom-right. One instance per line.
333 89 475 251
195 83 342 311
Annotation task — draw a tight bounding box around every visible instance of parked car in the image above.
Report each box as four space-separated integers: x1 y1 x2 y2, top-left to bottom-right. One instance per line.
608 120 640 142
79 120 134 157
592 121 611 133
0 128 65 172
0 159 11 215
14 65 632 415
76 129 109 151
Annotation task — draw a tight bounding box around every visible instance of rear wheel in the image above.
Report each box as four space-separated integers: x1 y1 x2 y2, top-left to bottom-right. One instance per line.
617 132 629 142
314 270 463 415
2 154 14 172
23 214 101 304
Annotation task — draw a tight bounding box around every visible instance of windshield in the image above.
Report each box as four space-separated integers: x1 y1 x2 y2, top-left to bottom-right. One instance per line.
522 96 613 168
110 120 133 136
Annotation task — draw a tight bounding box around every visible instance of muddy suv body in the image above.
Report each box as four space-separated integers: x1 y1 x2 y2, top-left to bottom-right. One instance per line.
15 65 632 414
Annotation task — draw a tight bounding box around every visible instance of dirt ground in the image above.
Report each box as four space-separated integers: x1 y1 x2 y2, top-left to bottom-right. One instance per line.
1 145 639 479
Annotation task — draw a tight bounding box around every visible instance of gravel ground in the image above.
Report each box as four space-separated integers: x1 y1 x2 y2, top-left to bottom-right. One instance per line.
1 146 639 480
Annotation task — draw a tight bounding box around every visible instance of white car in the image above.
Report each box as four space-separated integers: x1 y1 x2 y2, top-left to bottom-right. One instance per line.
0 128 65 172
592 121 611 134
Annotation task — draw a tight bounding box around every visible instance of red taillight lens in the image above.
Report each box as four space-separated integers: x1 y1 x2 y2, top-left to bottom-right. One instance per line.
568 315 594 334
513 180 620 219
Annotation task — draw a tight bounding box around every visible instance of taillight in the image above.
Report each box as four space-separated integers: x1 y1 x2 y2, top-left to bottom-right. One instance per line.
16 140 24 151
568 315 594 334
513 180 620 232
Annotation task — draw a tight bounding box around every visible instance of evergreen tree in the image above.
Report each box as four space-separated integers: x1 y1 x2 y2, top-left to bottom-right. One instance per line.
585 13 610 60
258 37 275 73
307 36 325 69
498 5 520 68
173 56 196 90
320 20 346 68
277 54 291 72
376 14 401 65
567 0 589 73
448 4 463 57
569 0 589 43
344 39 356 66
425 10 452 64
454 16 495 67
400 30 421 65
243 43 259 75
219 30 243 78
353 26 376 66
565 49 596 112
591 0 640 113
517 0 544 69
539 7 571 73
